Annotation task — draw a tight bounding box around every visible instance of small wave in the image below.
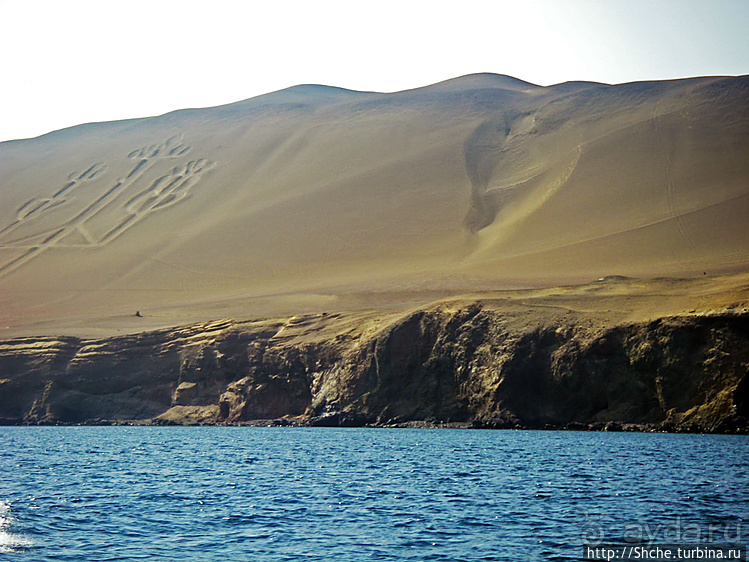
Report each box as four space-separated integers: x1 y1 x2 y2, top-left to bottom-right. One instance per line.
0 501 34 553
0 531 34 554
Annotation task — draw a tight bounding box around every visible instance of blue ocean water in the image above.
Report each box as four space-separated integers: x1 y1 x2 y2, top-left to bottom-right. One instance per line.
0 427 747 561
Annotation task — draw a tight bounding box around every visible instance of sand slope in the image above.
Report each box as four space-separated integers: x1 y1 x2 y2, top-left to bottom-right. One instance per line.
0 74 747 334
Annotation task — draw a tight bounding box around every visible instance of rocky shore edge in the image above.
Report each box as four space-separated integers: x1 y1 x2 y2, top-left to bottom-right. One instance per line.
3 416 747 434
1 303 748 435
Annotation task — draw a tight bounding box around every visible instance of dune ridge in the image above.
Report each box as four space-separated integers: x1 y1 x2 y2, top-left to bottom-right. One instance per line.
0 73 747 336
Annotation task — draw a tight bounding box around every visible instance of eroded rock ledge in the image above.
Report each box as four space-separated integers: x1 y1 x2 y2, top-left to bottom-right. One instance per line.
1 305 748 433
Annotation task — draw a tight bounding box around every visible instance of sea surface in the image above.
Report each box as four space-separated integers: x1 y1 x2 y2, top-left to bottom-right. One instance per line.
0 427 747 561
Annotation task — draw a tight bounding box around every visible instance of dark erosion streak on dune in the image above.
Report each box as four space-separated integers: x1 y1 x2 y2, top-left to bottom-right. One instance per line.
463 111 532 232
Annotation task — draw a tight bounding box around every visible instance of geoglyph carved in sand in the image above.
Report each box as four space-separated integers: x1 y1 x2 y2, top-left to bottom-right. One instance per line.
0 135 215 278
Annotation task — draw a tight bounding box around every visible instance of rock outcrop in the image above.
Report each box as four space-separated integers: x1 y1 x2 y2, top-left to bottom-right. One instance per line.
1 305 747 432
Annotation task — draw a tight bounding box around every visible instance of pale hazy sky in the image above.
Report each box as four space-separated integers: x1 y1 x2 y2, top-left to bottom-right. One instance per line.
1 0 747 142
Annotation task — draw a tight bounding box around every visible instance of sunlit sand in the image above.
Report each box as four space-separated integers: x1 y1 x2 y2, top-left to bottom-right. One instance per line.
0 74 747 336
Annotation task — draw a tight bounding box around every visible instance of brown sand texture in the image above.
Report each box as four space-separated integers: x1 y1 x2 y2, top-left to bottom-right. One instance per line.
0 74 747 335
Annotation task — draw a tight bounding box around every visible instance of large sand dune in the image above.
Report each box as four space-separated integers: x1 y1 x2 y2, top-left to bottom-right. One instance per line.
1 74 747 335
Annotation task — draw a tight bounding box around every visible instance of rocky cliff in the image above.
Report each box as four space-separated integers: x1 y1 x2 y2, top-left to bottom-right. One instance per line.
1 300 748 433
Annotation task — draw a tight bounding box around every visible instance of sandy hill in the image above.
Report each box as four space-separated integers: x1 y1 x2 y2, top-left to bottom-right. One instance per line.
0 73 747 336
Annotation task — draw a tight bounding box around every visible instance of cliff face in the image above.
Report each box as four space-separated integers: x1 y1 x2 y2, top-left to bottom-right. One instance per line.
1 306 748 432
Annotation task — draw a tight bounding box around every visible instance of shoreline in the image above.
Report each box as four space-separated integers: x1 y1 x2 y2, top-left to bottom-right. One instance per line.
3 417 747 435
